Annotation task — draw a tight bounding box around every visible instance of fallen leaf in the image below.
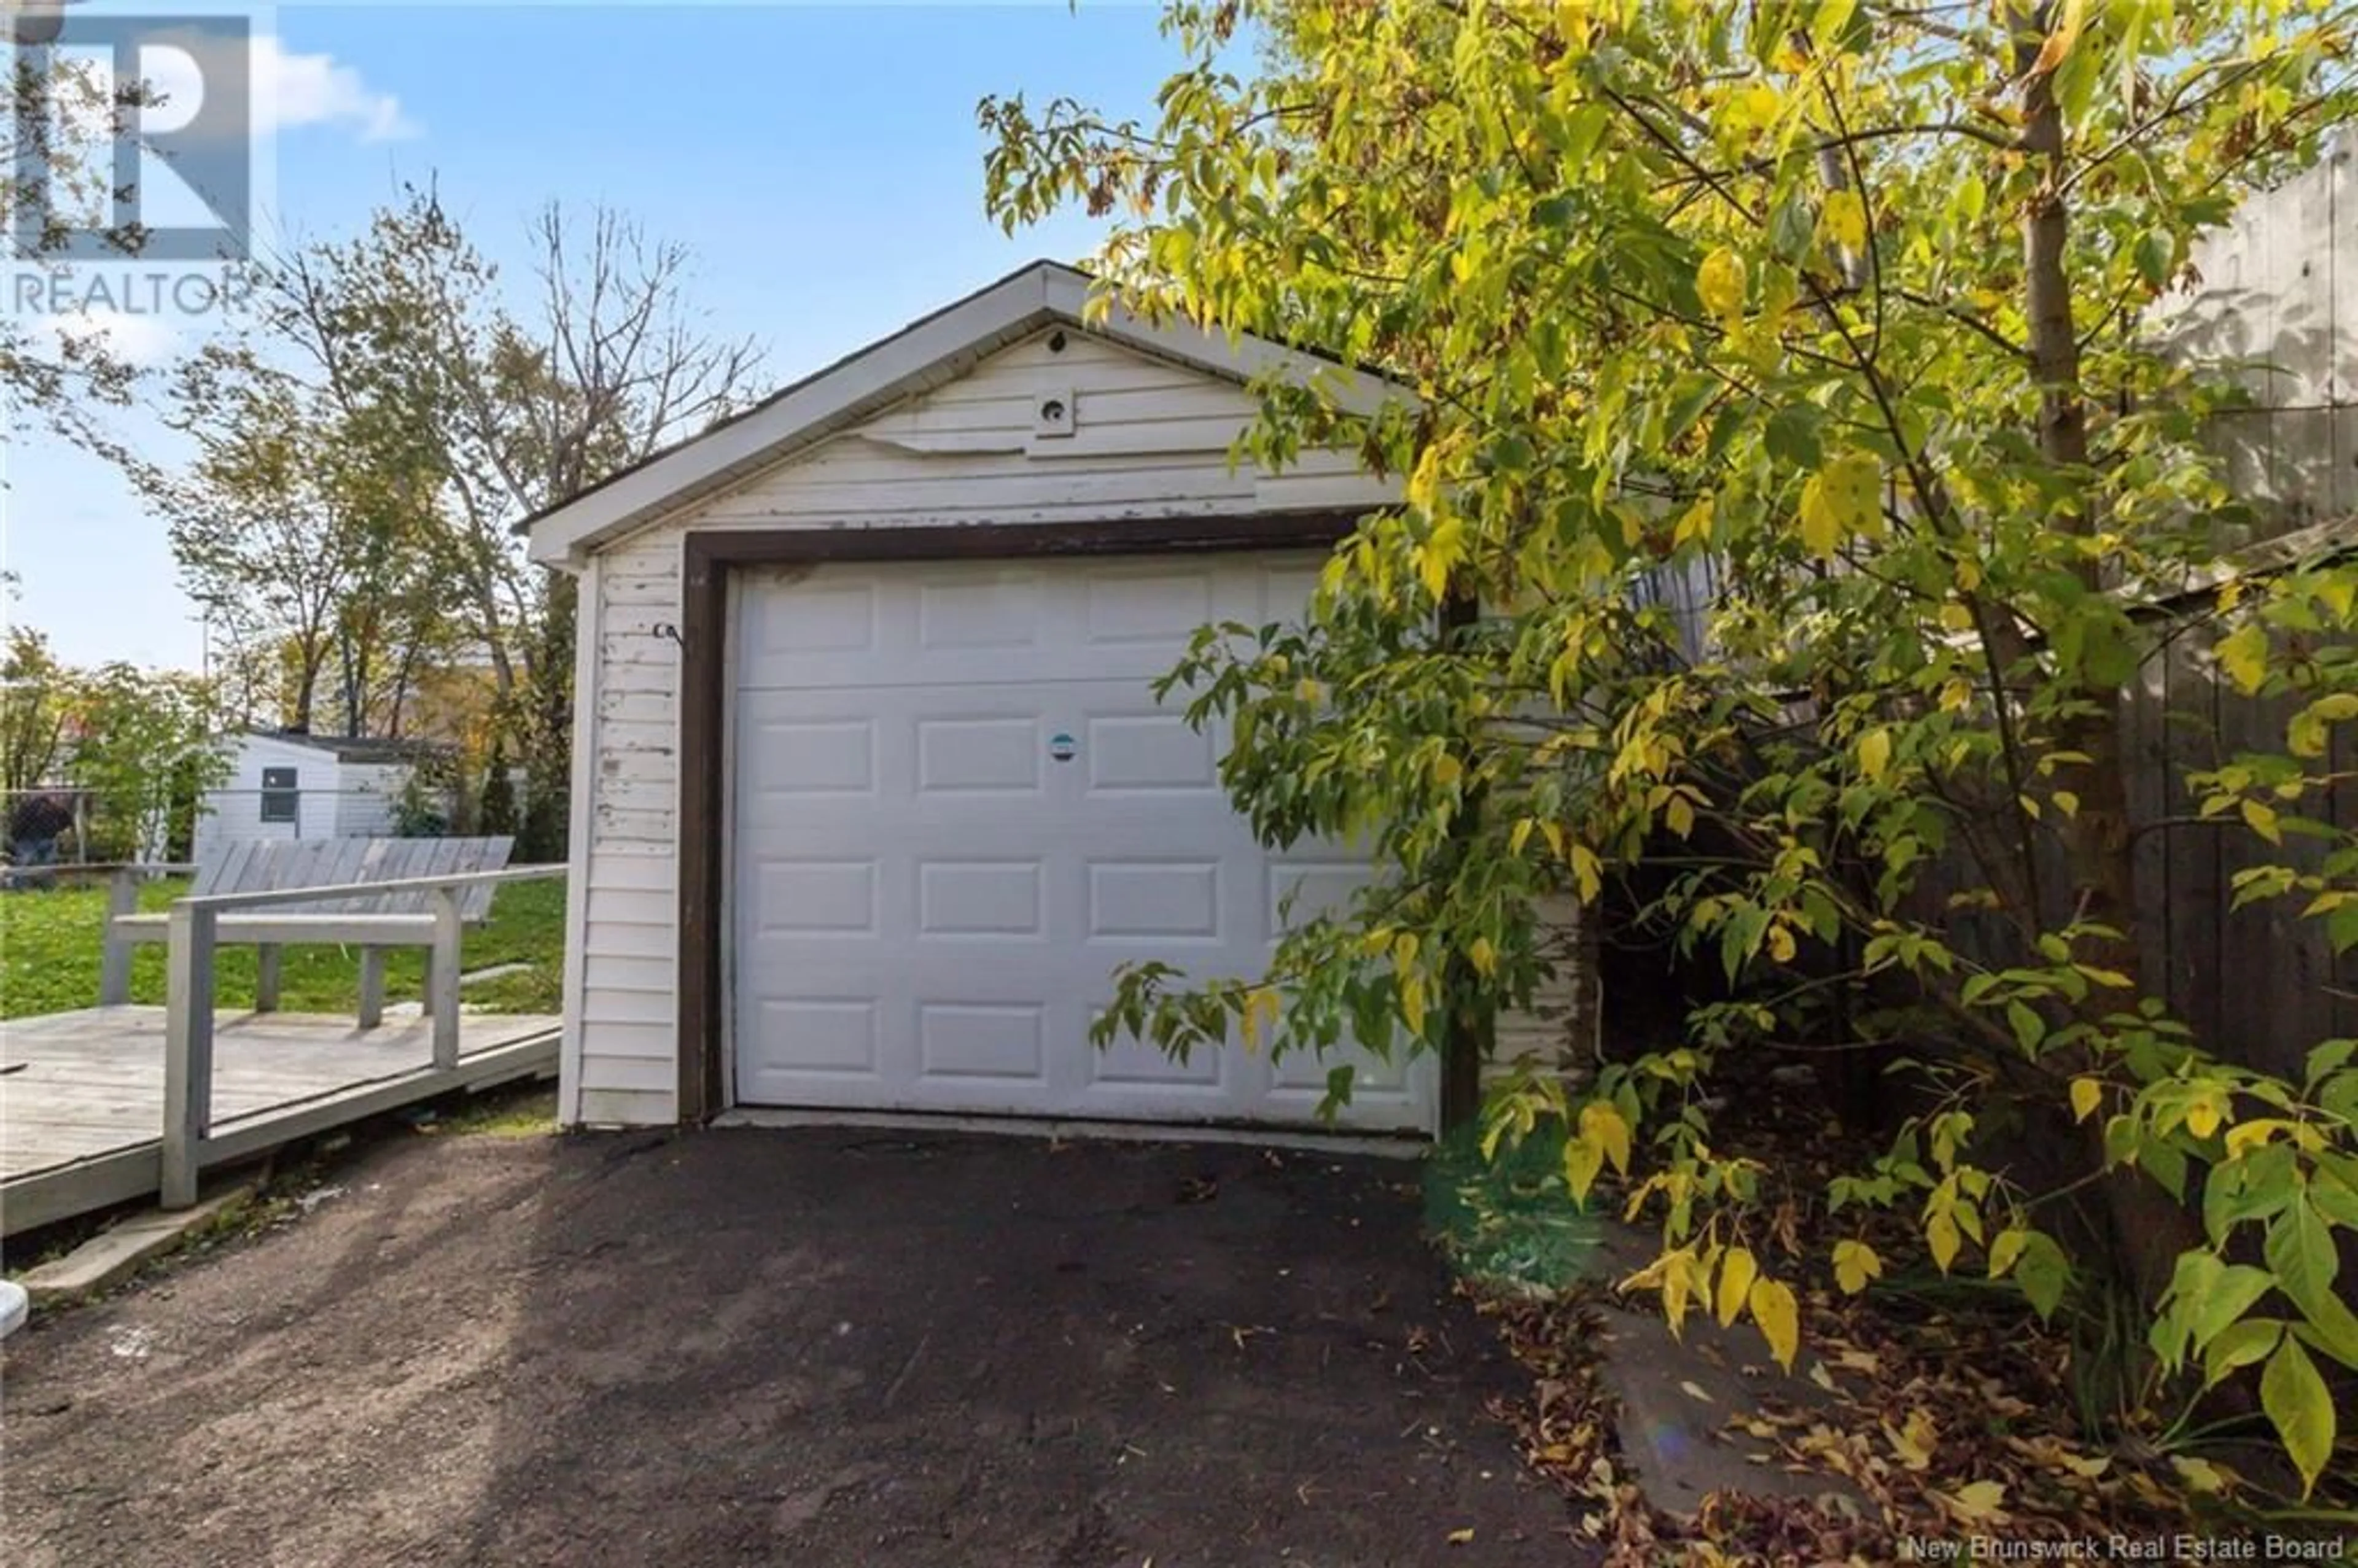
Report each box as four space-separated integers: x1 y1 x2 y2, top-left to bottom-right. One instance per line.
1446 1527 1476 1545
1679 1381 1716 1403
1936 1480 2010 1524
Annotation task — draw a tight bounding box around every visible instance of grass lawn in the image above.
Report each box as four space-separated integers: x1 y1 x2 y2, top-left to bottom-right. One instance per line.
0 875 567 1020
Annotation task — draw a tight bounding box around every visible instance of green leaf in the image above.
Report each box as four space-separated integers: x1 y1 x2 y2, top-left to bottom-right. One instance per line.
2133 231 2173 288
2268 1198 2358 1370
1763 404 1824 469
2006 1001 2044 1054
2190 1263 2279 1351
2305 1039 2355 1090
2015 1233 2071 1321
2203 1319 2283 1387
2259 1335 2335 1499
2265 1200 2341 1329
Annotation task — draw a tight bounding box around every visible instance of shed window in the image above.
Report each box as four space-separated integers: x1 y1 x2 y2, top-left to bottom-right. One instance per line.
259 766 299 824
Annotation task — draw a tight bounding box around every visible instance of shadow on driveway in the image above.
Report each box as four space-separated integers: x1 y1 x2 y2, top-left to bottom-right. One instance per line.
2 1127 1581 1567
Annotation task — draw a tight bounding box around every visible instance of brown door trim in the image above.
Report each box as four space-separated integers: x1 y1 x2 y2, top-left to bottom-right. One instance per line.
671 510 1369 1124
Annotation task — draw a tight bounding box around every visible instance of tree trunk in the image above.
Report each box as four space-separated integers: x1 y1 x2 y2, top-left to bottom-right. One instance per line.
2014 4 2200 1312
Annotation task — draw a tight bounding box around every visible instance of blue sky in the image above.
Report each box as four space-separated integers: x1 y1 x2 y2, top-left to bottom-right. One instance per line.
7 2 1182 669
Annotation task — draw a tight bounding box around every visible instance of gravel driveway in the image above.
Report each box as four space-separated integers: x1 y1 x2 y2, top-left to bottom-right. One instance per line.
1 1124 1579 1567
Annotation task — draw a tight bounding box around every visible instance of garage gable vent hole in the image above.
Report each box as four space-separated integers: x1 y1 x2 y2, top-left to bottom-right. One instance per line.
1034 389 1076 438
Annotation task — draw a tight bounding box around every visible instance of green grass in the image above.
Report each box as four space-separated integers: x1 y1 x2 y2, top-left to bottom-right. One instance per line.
0 875 567 1020
1425 1119 1608 1295
425 1085 561 1138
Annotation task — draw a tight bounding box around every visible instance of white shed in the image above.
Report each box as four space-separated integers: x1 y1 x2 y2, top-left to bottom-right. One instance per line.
193 731 447 864
524 261 1564 1136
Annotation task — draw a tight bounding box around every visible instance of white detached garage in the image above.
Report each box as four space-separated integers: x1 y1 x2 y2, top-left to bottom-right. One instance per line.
525 261 1446 1135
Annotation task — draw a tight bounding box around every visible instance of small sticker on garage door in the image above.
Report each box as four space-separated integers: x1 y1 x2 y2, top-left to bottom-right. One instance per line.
1048 732 1077 762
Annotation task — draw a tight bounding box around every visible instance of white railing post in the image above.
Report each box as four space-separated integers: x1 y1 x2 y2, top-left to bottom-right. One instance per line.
161 901 217 1209
429 886 463 1071
357 949 387 1030
99 867 139 1006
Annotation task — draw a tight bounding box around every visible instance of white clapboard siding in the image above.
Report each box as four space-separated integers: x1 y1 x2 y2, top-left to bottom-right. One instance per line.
563 325 1404 1125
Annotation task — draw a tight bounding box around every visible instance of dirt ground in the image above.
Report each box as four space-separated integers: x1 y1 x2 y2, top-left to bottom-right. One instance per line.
1 1125 1584 1567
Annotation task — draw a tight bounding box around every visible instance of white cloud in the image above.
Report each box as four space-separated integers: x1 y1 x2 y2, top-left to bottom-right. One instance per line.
251 34 418 142
139 31 418 144
24 306 185 368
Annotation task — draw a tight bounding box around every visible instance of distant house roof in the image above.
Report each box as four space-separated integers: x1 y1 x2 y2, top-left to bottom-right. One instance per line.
244 730 453 766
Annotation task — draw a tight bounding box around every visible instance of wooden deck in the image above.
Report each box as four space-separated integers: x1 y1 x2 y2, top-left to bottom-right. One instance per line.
1 1007 561 1237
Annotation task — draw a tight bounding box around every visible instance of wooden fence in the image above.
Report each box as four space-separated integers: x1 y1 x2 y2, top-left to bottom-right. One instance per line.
1628 138 2358 1079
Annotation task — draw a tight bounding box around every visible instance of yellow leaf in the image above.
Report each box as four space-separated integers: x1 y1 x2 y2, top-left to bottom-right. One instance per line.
2171 1455 2232 1495
2184 1093 2224 1141
1664 793 1695 838
1697 247 1746 325
1509 819 1536 856
1418 514 1464 602
1928 1212 1961 1273
2241 798 2282 845
1568 841 1603 902
1466 936 1498 977
1579 1101 1633 1175
1726 81 1783 134
1406 444 1442 514
1433 751 1464 788
1447 1527 1476 1546
1939 1480 2009 1524
2069 1077 2103 1124
1819 188 1867 252
1886 1408 1937 1470
2052 790 2080 819
1832 1238 1882 1295
1858 726 1892 782
2224 1119 2284 1160
1937 603 1975 634
2216 621 2269 695
1798 451 1881 557
1239 986 1282 1050
1748 1276 1800 1371
1718 1246 1758 1329
2026 0 2084 78
1766 923 1797 963
1399 974 1428 1036
1663 1248 1696 1337
1673 495 1716 546
1563 1135 1605 1205
1988 1228 2027 1279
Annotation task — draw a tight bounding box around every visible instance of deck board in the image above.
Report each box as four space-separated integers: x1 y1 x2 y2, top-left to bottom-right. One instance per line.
1 1006 560 1236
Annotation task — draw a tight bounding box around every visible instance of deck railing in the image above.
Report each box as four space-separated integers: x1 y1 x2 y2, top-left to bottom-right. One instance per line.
157 864 567 1208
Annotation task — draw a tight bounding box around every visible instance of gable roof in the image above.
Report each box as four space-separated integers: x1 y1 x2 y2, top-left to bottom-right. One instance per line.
521 258 1412 567
242 730 452 766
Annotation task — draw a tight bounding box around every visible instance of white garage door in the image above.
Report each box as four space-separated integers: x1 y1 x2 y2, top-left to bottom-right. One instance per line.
728 551 1438 1134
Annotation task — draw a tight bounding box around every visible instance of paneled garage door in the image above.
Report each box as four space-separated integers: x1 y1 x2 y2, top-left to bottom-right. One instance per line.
728 552 1438 1133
